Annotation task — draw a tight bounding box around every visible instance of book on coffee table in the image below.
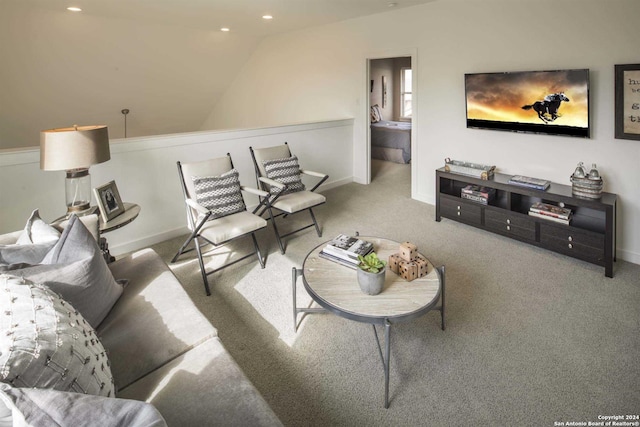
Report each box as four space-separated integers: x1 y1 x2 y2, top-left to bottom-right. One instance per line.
319 234 373 267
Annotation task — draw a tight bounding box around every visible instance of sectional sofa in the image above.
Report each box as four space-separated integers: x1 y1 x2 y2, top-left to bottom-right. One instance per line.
0 212 282 426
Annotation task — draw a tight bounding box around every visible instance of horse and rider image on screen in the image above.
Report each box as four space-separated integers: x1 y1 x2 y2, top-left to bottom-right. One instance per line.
465 69 590 138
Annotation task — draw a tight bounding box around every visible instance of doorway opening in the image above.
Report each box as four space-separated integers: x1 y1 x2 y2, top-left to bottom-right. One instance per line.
366 55 415 197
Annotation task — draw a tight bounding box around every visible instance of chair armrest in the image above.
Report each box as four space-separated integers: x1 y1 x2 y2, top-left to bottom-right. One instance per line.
258 176 286 190
241 185 269 198
185 198 209 216
300 169 327 179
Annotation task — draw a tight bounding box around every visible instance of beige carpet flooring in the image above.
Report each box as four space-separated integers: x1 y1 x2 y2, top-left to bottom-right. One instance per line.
148 159 640 426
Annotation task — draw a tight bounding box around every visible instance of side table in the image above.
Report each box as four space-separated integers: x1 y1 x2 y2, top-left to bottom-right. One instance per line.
99 202 140 262
51 203 140 263
100 202 141 233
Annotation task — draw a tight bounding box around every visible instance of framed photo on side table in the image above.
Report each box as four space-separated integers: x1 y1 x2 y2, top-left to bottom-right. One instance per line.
94 180 124 223
615 63 640 140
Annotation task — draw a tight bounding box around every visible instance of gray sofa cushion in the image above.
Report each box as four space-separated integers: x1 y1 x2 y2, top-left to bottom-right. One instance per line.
0 383 167 427
118 337 282 427
14 215 123 328
100 249 217 391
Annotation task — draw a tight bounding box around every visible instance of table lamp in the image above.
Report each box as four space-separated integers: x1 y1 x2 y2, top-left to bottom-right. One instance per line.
40 125 110 214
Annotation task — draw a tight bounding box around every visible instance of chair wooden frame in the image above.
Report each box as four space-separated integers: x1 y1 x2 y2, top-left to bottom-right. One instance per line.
249 142 329 254
171 154 271 295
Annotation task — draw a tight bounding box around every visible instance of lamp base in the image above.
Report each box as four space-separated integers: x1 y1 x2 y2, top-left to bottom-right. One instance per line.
65 168 93 214
67 202 92 213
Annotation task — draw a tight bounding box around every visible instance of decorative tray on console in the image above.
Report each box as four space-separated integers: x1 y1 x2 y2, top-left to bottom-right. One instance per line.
444 158 495 180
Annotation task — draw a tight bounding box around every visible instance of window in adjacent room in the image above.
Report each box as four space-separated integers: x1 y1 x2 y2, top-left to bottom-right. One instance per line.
401 68 412 119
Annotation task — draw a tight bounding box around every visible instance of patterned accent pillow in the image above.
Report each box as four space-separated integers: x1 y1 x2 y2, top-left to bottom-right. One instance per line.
192 169 246 220
262 155 306 196
370 104 382 123
0 275 114 397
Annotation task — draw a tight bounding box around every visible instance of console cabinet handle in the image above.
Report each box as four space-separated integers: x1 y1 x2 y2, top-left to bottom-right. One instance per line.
568 243 573 249
568 236 573 242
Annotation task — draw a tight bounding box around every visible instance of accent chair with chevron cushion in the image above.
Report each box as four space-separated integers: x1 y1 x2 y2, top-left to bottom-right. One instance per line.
172 154 268 295
250 142 328 254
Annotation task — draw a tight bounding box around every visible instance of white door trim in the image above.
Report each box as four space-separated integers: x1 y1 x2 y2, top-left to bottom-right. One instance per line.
363 48 418 198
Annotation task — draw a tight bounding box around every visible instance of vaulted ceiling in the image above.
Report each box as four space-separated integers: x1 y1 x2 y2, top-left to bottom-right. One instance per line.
21 0 436 36
0 0 434 147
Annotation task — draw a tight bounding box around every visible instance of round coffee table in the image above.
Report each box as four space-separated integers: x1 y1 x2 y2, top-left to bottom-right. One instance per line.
293 236 445 408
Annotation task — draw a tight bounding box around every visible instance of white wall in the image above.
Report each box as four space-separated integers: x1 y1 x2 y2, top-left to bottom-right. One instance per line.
0 120 354 255
201 0 640 265
370 59 394 120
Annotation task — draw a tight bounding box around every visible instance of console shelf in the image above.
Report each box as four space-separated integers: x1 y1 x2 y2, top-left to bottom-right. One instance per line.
435 168 617 277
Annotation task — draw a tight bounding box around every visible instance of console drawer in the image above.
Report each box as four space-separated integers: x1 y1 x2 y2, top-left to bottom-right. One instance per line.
440 197 482 226
485 209 536 241
539 223 605 263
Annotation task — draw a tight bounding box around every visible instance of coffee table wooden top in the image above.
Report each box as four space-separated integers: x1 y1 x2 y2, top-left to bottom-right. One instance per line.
302 237 441 323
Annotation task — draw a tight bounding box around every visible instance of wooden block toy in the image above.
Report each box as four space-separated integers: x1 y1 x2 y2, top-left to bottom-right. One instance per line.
398 260 418 282
414 254 429 277
399 241 418 261
388 253 403 274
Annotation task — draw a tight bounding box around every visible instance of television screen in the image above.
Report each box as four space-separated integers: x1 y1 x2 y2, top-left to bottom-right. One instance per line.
465 69 590 138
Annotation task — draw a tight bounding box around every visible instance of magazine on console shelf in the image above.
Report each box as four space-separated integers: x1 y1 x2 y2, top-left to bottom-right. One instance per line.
529 202 572 219
528 211 571 225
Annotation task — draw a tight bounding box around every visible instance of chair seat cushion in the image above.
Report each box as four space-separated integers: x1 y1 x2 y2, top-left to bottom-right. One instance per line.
200 211 267 245
271 191 326 213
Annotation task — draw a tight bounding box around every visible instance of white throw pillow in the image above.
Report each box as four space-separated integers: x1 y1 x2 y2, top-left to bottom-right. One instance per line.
0 210 61 269
15 209 60 245
0 275 115 397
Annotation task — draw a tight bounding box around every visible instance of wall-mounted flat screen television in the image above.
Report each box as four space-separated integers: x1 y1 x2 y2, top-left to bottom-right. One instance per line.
465 69 590 138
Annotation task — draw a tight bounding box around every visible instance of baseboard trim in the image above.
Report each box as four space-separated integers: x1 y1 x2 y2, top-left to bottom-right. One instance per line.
110 226 187 256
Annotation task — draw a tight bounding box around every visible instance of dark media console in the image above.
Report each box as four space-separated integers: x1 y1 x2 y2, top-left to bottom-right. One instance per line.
435 168 617 277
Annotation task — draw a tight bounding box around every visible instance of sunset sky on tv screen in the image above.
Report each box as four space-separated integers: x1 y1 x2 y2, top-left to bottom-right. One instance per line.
465 69 589 128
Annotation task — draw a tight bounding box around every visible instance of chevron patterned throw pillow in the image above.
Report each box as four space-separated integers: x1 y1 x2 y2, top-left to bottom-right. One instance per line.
192 169 246 219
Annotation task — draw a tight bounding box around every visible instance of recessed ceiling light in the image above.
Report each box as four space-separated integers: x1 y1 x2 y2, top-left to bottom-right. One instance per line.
67 7 82 12
220 27 230 32
388 2 398 7
262 15 273 20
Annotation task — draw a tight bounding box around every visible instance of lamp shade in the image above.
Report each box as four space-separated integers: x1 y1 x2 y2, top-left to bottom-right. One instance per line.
40 125 110 171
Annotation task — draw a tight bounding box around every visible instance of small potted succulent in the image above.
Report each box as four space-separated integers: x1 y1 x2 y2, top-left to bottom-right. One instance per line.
356 252 387 295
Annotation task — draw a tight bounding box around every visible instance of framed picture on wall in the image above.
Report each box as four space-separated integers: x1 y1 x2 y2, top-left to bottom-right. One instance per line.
382 76 387 108
615 63 640 140
94 180 124 223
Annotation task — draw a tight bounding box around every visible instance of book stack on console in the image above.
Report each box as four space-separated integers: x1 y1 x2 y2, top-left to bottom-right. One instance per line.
508 175 551 191
461 184 496 205
528 202 572 225
319 234 374 269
